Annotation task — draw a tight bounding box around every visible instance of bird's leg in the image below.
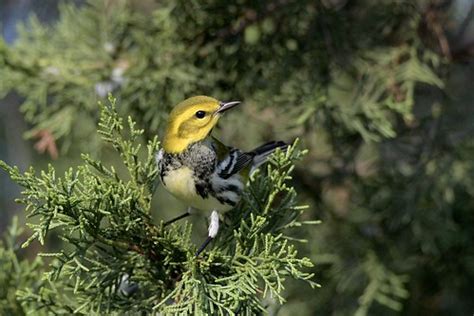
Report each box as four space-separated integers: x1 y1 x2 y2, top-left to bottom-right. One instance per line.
163 207 192 226
196 210 219 257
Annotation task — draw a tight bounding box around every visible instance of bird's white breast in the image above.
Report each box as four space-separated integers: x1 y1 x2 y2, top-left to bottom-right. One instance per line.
161 166 234 213
162 167 196 200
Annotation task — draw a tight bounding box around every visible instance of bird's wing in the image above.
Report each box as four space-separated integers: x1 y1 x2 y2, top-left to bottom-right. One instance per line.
213 138 288 180
212 137 254 179
217 149 254 179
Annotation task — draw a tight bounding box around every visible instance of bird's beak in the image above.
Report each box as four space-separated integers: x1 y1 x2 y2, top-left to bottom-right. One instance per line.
216 101 241 114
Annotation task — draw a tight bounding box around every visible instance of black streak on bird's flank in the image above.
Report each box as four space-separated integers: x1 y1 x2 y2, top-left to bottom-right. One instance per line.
222 184 241 194
216 196 237 206
195 182 209 199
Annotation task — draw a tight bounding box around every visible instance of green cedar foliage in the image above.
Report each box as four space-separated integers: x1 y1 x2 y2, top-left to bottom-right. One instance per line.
0 97 316 314
0 217 45 315
0 0 441 151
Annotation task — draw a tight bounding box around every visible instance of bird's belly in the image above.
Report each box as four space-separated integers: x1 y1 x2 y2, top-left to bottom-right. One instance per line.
161 167 233 213
161 167 196 200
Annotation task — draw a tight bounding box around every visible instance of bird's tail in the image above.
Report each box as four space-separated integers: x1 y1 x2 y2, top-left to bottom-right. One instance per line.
250 141 288 170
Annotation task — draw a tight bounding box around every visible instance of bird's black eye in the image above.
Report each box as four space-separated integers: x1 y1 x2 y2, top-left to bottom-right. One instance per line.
195 110 206 119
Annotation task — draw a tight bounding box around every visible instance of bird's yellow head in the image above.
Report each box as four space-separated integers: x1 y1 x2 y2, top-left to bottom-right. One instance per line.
162 96 240 153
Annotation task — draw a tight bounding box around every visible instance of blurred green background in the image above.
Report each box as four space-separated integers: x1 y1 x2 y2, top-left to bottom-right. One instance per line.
1 0 474 315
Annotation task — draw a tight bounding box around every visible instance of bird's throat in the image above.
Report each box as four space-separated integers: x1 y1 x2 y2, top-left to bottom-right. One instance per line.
162 134 191 154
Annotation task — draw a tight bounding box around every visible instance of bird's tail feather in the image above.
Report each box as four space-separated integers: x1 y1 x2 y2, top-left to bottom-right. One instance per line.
250 141 288 170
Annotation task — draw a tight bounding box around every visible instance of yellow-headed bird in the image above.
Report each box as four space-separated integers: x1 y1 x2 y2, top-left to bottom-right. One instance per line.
157 96 287 255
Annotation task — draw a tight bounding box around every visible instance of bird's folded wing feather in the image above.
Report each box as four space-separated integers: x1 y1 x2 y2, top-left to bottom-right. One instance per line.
212 137 253 179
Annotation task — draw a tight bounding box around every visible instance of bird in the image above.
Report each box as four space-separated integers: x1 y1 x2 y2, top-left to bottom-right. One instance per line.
156 96 287 256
